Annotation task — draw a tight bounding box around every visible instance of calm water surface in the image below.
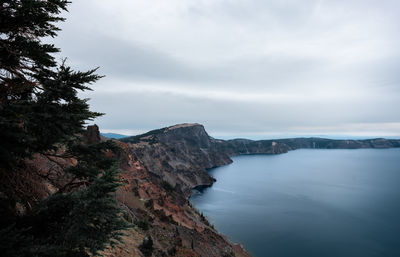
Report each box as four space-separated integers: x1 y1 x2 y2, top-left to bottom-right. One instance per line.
190 149 400 257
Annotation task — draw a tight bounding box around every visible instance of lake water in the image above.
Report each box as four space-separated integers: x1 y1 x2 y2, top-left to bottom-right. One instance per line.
190 149 400 257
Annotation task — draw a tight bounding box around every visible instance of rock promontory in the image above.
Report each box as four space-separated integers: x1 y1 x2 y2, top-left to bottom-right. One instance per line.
111 123 400 256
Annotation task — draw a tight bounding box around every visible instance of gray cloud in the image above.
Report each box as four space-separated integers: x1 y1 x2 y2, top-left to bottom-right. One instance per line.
53 0 400 138
54 29 328 89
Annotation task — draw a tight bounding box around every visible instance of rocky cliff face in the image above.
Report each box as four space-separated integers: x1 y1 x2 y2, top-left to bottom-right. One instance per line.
114 123 400 256
5 123 248 257
17 123 399 257
218 137 400 155
121 123 400 202
216 138 290 155
121 124 233 197
279 137 400 149
109 125 250 257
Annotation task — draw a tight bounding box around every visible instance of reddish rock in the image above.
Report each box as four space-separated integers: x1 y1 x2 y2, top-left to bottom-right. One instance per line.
85 124 101 144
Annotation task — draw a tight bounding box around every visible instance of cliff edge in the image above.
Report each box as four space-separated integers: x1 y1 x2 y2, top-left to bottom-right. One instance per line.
102 123 400 257
114 123 399 256
17 123 398 257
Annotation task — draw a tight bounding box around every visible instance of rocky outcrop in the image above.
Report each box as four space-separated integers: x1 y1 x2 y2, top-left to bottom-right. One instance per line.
121 124 233 197
11 123 399 257
85 124 101 144
4 124 249 257
116 123 400 256
122 125 400 197
112 125 250 257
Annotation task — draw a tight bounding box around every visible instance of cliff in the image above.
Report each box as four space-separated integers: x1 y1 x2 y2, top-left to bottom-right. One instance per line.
113 123 399 256
12 123 399 257
108 125 250 257
220 137 400 155
122 123 400 168
121 124 233 197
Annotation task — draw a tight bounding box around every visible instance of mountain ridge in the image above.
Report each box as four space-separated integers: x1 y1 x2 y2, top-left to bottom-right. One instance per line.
121 123 400 195
108 123 400 256
122 123 400 156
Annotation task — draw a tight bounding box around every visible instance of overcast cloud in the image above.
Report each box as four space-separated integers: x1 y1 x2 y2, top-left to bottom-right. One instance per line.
52 0 400 138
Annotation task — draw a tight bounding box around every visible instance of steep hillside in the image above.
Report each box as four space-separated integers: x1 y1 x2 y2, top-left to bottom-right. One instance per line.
115 123 400 256
14 123 399 257
121 124 233 197
108 125 250 257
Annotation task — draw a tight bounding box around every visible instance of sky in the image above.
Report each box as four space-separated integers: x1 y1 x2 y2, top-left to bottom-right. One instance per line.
52 0 400 139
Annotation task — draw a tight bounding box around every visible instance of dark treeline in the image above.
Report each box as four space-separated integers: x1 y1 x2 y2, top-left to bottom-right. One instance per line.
0 1 127 256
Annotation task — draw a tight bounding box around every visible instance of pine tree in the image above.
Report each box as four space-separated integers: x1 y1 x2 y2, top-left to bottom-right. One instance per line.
0 1 127 256
0 0 101 168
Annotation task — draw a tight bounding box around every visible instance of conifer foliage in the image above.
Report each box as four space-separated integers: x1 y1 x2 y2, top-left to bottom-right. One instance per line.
0 1 127 256
0 0 101 167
